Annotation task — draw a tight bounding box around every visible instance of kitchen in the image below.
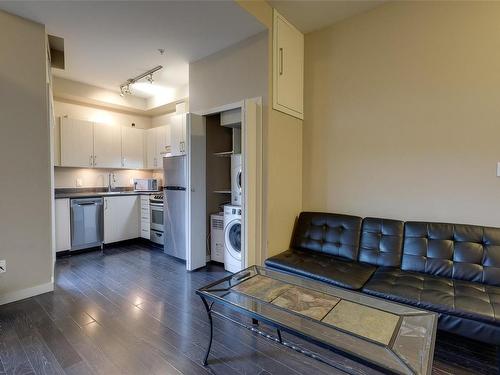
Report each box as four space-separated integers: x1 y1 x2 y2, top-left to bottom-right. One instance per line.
1 0 271 277
52 68 256 272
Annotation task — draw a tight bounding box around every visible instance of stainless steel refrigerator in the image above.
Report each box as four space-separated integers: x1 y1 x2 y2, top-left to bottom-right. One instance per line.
163 155 187 260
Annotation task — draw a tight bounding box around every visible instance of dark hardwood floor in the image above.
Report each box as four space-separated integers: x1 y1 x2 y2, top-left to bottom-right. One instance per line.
0 242 497 374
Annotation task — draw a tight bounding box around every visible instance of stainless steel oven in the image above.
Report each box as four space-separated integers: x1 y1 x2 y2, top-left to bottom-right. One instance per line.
150 193 164 245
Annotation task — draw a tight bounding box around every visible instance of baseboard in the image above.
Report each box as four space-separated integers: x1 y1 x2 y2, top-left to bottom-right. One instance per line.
0 281 54 306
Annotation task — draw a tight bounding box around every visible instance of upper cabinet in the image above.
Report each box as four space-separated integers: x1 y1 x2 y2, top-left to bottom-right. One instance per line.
146 125 170 169
273 10 304 120
57 115 188 170
93 123 122 168
60 118 94 167
122 127 145 169
170 114 187 156
59 117 145 169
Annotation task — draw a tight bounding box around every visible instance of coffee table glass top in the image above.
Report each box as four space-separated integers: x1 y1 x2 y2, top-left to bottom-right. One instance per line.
198 266 437 375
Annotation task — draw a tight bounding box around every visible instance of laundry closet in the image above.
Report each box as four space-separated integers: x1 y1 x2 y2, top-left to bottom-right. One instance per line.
205 108 243 273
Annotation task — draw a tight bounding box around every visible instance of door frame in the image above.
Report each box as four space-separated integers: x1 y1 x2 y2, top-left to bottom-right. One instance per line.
196 97 264 268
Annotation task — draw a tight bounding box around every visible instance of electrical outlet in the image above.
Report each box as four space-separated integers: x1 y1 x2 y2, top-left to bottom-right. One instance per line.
0 260 5 274
76 178 83 187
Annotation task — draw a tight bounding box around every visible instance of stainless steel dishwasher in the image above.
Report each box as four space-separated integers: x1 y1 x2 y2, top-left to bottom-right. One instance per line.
70 197 104 251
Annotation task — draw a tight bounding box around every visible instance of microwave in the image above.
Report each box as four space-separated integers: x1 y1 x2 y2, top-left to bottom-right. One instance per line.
134 178 160 192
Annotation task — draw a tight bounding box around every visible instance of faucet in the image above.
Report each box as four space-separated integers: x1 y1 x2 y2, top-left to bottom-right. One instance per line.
108 172 116 192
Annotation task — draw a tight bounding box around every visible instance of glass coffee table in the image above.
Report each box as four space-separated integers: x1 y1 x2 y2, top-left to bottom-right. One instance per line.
196 266 437 374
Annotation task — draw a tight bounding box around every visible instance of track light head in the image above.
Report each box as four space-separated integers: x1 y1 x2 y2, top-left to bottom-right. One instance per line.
147 74 154 84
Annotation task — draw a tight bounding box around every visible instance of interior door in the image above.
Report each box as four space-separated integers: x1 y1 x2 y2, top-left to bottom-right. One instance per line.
93 123 122 168
242 98 262 267
60 118 94 167
186 113 206 271
122 127 144 169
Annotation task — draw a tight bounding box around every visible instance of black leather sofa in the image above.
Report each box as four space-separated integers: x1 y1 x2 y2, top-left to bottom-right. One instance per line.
265 212 500 348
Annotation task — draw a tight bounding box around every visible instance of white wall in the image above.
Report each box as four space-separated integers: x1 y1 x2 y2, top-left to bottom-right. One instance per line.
54 167 155 188
189 31 268 113
303 1 500 226
0 11 53 304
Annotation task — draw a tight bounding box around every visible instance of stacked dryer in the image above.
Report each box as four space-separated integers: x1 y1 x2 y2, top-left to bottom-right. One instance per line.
224 154 243 273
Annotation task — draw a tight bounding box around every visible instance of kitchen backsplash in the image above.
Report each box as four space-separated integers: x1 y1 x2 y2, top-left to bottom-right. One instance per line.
54 167 163 188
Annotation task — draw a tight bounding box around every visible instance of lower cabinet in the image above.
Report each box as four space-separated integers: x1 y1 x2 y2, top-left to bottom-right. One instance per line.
104 195 139 244
55 198 71 252
140 195 150 240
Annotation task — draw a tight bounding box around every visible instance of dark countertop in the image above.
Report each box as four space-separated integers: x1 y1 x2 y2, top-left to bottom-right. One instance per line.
54 188 162 199
55 191 151 199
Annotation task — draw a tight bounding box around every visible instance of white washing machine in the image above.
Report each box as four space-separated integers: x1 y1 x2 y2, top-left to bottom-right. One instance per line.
223 205 243 273
231 154 242 206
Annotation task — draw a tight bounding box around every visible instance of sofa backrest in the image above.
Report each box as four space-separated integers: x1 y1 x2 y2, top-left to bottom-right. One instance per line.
292 212 362 261
358 217 404 267
403 222 500 286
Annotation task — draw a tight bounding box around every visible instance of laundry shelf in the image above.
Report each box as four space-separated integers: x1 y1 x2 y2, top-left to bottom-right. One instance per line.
213 151 233 157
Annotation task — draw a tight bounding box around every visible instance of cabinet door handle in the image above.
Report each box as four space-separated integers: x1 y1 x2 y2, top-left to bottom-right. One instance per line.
122 157 125 167
94 155 97 166
279 47 284 76
89 155 93 167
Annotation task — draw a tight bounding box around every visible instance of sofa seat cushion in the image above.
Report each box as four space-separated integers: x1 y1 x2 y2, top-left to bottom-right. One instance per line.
362 268 500 325
264 249 377 290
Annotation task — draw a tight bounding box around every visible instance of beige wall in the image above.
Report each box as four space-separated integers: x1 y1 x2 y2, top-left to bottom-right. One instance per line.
0 11 52 303
237 1 303 257
303 1 500 227
189 31 268 113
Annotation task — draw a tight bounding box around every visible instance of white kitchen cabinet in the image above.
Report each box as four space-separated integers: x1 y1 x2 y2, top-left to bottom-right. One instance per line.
93 123 122 168
103 195 139 244
55 198 71 252
170 114 187 156
146 128 157 169
140 195 150 240
121 127 144 169
156 125 170 159
273 10 304 120
60 118 94 167
146 125 170 169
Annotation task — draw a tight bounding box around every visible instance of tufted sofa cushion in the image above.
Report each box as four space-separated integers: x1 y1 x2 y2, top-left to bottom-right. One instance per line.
265 249 377 290
363 268 500 325
358 217 404 267
403 222 500 286
291 212 362 261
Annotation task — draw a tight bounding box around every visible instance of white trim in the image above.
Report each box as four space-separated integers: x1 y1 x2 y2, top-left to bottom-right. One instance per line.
195 100 244 116
0 281 54 306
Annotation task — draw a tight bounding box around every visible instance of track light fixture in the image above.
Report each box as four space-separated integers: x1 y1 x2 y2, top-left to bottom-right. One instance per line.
119 65 162 96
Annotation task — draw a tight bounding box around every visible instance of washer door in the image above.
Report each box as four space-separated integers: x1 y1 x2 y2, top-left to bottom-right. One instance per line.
225 219 241 260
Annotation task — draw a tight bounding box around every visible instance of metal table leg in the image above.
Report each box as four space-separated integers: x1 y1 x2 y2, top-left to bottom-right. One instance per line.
200 296 214 366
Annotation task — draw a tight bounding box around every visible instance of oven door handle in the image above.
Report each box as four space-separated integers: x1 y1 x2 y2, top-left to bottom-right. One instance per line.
150 203 164 207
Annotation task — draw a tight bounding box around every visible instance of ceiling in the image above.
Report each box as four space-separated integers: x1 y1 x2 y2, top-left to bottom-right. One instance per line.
269 0 386 34
0 1 265 100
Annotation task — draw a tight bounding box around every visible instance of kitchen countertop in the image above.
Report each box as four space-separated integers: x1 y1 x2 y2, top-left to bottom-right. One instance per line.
55 189 161 199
